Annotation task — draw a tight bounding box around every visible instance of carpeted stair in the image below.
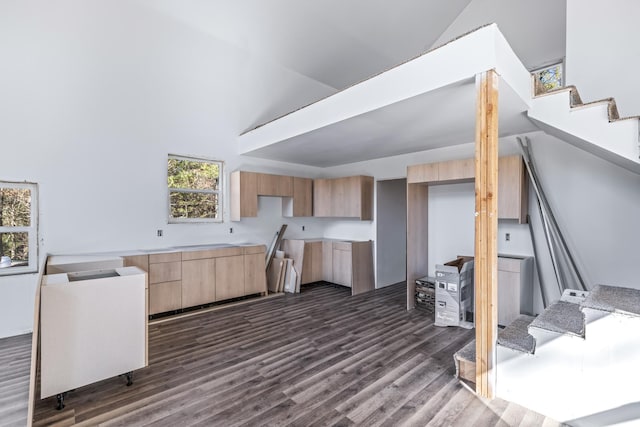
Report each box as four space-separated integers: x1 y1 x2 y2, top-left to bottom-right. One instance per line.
529 301 585 338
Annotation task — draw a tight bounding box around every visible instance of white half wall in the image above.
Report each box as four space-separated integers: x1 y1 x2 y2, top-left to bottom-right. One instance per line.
376 179 407 288
566 0 640 116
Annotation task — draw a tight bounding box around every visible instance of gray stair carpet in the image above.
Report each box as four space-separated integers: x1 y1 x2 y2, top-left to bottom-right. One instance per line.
497 314 536 354
582 284 640 317
529 301 585 337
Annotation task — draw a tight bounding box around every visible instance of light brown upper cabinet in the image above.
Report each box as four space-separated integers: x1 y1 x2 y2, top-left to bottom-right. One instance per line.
313 175 373 220
257 173 293 197
230 171 258 221
406 155 528 223
498 155 528 223
230 171 313 221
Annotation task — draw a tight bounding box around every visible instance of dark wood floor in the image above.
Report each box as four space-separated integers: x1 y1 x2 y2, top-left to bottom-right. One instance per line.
27 282 561 426
0 333 31 427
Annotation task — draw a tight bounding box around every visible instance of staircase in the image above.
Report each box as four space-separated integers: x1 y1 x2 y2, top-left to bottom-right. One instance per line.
527 83 640 174
486 284 640 426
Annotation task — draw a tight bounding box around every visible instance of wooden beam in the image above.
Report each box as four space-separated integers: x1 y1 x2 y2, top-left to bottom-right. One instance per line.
474 70 499 398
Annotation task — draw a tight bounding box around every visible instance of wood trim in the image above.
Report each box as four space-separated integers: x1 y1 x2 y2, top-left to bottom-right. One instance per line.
474 70 499 399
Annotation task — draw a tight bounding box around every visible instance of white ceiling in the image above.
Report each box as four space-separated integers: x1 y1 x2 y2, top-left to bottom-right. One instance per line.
142 0 566 166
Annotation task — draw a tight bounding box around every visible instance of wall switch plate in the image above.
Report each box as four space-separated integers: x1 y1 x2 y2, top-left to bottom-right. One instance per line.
505 233 510 241
157 229 163 237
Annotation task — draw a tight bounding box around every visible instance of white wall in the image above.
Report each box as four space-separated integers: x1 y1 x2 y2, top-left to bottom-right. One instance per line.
566 0 640 116
0 1 338 338
376 179 407 287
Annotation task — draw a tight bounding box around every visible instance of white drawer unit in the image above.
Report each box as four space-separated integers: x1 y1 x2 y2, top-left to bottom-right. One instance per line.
40 266 147 408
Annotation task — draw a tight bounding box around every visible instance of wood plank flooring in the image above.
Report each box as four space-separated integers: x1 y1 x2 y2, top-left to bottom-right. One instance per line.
0 333 31 427
26 282 562 426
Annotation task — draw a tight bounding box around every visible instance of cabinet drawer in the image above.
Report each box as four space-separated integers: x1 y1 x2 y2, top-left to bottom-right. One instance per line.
243 245 266 255
333 241 352 251
498 257 522 273
182 247 243 261
149 281 182 315
149 252 181 264
149 261 182 284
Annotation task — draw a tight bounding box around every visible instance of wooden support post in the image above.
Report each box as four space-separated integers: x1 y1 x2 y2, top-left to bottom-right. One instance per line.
474 70 499 399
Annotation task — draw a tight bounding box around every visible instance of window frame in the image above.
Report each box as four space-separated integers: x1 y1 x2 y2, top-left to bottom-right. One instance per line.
0 181 38 276
167 154 224 224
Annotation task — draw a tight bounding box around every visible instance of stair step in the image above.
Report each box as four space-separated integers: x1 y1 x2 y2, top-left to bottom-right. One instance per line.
453 339 475 383
582 284 640 317
497 314 536 354
529 301 585 337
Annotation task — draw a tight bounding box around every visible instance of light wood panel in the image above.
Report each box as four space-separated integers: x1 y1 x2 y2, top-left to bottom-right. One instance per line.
351 241 375 295
332 247 352 287
308 241 324 283
181 259 215 308
474 69 499 399
149 252 181 264
406 184 429 310
215 256 245 301
244 253 267 295
313 178 332 217
181 246 242 261
123 255 149 272
230 171 258 221
149 261 181 284
257 173 293 197
498 155 528 223
291 177 313 217
150 280 183 314
359 176 374 221
407 162 438 184
322 240 333 282
243 245 266 255
438 158 475 182
30 283 558 427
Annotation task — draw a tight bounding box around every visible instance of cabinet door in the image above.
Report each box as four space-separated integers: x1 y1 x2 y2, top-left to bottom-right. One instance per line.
149 281 182 314
498 269 520 327
257 173 293 197
332 249 352 287
309 241 324 282
498 156 528 223
438 158 474 182
216 256 245 301
313 179 332 216
182 259 216 308
322 241 333 282
244 253 266 295
407 163 438 184
292 177 313 217
331 178 347 217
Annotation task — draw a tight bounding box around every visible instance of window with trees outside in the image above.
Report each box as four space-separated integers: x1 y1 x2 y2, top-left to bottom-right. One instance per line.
0 181 38 275
168 155 222 223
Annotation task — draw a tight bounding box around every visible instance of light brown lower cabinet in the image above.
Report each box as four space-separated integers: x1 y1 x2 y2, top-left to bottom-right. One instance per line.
215 256 245 301
284 239 374 296
182 258 216 308
124 244 267 316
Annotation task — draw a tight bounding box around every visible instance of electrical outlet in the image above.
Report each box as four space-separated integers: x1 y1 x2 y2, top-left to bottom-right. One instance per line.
229 227 233 234
157 229 163 237
505 233 510 241
302 225 305 231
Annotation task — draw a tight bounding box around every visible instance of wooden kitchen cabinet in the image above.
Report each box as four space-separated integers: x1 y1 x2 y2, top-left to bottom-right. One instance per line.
181 258 216 308
497 256 534 326
244 253 267 295
257 173 293 197
286 239 374 295
313 175 373 220
286 177 313 217
230 171 258 221
407 162 438 184
148 252 182 315
438 158 475 182
498 155 528 223
215 256 245 301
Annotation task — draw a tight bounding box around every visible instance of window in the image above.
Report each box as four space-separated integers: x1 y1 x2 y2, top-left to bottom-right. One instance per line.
0 181 38 275
167 155 222 223
533 62 564 94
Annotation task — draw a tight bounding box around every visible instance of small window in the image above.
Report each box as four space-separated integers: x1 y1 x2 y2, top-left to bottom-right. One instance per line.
533 62 564 94
0 181 38 275
167 155 222 223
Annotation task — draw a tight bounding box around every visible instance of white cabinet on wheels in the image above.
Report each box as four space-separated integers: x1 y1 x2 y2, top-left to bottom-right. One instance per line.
40 266 147 409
